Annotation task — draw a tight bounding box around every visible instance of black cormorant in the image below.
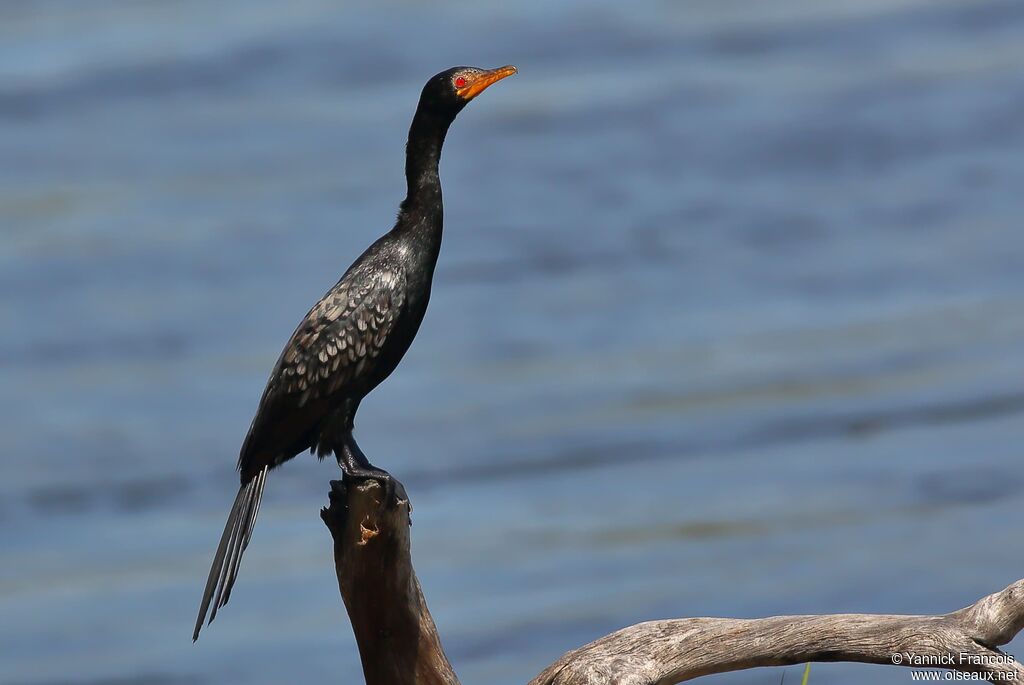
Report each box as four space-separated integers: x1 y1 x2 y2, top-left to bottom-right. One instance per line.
193 65 517 641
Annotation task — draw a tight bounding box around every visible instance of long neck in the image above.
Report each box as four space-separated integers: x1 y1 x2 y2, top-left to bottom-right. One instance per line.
403 107 451 214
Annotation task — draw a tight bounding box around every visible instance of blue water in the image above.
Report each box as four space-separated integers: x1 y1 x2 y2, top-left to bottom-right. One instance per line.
2 1 1023 683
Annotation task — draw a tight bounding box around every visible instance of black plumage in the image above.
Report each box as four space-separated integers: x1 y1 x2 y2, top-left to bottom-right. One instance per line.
193 65 516 641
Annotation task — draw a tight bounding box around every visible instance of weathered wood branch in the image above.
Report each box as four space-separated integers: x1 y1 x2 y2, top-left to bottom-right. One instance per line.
321 478 1024 685
531 580 1024 684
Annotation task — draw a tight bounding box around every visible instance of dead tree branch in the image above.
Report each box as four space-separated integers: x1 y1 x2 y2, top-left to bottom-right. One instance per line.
321 478 1024 685
321 478 457 685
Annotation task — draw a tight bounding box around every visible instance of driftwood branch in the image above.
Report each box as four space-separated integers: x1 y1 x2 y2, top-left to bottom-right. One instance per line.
531 581 1024 684
321 478 1024 685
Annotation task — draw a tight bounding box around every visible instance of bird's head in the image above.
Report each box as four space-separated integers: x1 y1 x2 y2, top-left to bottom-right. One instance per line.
418 65 518 119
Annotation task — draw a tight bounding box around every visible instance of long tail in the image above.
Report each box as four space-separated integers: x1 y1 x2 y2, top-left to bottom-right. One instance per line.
193 465 268 641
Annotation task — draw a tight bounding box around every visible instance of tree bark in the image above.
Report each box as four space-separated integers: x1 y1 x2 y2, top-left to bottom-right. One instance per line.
321 477 1024 685
321 478 458 685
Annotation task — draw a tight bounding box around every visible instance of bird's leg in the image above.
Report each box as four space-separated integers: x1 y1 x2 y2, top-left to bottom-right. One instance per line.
336 434 409 509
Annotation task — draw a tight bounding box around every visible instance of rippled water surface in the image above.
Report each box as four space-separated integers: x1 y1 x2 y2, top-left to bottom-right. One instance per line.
2 1 1023 683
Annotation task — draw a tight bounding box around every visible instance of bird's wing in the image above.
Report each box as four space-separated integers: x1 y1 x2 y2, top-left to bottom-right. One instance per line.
274 266 407 405
238 266 407 476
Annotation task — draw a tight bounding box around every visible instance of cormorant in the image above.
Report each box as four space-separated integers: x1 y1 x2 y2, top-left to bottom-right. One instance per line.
193 65 517 641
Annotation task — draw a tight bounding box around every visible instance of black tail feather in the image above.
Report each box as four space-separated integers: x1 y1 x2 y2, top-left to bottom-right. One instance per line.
193 466 268 642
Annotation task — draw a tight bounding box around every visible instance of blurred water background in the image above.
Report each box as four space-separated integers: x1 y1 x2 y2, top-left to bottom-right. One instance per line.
2 0 1023 683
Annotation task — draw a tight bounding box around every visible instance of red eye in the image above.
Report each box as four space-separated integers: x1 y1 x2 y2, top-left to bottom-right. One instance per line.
454 76 467 88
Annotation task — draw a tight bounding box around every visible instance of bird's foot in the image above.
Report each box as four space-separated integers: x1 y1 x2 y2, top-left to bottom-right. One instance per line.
341 465 409 513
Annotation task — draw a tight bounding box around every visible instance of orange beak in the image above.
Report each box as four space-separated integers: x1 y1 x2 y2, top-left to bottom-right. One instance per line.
456 65 518 101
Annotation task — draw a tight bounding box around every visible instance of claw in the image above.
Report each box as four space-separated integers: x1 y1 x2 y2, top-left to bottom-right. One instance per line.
387 477 409 509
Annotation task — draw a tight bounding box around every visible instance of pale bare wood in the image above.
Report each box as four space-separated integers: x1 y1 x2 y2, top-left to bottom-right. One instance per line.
321 479 1023 685
530 580 1024 684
